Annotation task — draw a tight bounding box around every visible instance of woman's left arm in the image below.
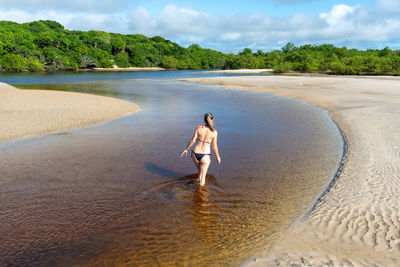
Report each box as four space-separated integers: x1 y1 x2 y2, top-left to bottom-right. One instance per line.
180 127 199 157
212 131 221 164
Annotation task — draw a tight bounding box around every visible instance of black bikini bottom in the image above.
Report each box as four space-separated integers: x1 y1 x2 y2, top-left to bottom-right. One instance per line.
191 150 210 161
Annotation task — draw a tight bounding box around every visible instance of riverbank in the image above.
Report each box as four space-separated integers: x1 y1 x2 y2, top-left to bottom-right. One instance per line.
201 69 272 74
78 67 166 72
0 82 139 142
182 75 400 266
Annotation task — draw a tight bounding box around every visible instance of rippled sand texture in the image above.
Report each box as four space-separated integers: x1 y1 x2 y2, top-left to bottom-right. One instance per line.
0 82 138 142
183 75 400 266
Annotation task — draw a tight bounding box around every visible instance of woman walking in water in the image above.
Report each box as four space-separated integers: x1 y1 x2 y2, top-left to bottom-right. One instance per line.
180 113 221 186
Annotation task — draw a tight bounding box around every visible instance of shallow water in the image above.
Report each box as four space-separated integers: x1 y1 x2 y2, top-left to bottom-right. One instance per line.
0 71 343 266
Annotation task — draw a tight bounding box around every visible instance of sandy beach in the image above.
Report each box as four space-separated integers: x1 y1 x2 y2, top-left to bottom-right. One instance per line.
202 69 272 74
91 67 165 71
0 82 139 142
182 75 400 266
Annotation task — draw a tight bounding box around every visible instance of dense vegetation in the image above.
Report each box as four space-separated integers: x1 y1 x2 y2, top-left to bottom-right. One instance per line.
0 20 226 71
225 43 400 75
1 20 399 75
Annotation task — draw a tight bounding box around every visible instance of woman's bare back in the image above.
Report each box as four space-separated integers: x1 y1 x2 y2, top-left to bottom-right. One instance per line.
193 125 215 154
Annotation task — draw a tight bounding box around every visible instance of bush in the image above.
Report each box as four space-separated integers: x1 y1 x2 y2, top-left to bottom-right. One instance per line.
0 54 28 71
273 62 293 73
114 52 130 67
80 55 98 68
161 56 179 69
27 58 45 71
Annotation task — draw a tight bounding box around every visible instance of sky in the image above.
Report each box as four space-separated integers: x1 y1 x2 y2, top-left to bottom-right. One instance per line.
0 0 399 53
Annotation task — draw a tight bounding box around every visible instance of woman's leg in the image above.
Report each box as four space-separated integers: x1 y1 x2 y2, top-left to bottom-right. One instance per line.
198 155 211 186
191 153 200 172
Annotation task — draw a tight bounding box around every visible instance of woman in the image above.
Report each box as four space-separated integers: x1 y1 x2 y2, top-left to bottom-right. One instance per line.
180 113 221 186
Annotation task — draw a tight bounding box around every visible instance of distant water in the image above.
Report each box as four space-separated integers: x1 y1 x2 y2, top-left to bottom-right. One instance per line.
0 69 268 85
0 71 343 266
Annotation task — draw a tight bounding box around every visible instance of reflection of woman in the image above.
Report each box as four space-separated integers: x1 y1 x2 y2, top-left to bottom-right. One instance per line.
180 113 221 186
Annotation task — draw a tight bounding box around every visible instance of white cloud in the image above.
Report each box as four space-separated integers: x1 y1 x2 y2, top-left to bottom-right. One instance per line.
157 5 214 36
129 5 218 40
129 7 156 35
1 1 400 52
0 9 129 33
376 0 400 13
320 4 356 26
317 3 400 44
221 32 241 41
0 0 127 13
128 5 330 47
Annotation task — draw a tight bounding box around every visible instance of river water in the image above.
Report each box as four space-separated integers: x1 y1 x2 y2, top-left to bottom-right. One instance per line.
0 71 343 266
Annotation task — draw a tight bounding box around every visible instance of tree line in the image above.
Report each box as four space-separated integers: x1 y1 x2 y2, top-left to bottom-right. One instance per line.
224 43 400 75
0 20 399 75
0 20 225 72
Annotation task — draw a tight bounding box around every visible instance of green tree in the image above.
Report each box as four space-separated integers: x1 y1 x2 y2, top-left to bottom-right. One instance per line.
282 42 296 53
161 56 179 69
80 55 98 68
27 58 45 71
0 54 28 71
114 52 130 67
1 19 399 74
111 35 125 55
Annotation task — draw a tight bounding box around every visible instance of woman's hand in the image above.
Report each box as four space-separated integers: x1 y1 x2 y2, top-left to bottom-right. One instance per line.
180 149 188 158
216 155 221 164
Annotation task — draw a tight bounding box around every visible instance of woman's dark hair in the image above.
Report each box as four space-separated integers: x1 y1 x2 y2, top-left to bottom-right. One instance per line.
204 113 215 132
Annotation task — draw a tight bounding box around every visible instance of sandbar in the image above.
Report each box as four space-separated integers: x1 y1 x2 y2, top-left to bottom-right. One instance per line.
78 67 165 72
0 82 139 142
202 69 272 74
182 75 400 266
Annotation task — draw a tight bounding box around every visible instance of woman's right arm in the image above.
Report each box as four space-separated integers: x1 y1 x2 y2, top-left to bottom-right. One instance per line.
212 131 221 164
180 127 199 157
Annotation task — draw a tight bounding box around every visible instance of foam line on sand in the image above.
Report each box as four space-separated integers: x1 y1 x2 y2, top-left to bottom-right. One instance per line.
181 75 400 266
0 82 139 142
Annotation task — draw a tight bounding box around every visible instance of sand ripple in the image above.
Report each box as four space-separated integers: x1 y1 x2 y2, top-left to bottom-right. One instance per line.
183 75 400 266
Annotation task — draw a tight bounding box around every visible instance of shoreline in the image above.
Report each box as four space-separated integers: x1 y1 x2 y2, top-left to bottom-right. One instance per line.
0 82 139 143
308 124 348 216
181 75 400 266
0 67 166 73
201 69 272 74
77 67 166 72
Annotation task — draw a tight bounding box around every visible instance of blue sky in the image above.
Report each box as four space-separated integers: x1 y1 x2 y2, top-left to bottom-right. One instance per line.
0 0 399 53
132 0 373 17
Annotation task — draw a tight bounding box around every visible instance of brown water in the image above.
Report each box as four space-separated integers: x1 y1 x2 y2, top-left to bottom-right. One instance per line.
0 73 343 266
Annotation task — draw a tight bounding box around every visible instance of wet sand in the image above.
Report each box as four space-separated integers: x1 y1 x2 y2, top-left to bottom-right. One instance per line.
0 82 139 142
182 75 400 266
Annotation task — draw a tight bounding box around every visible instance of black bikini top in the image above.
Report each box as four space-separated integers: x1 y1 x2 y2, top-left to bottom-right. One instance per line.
198 126 212 144
197 138 212 144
